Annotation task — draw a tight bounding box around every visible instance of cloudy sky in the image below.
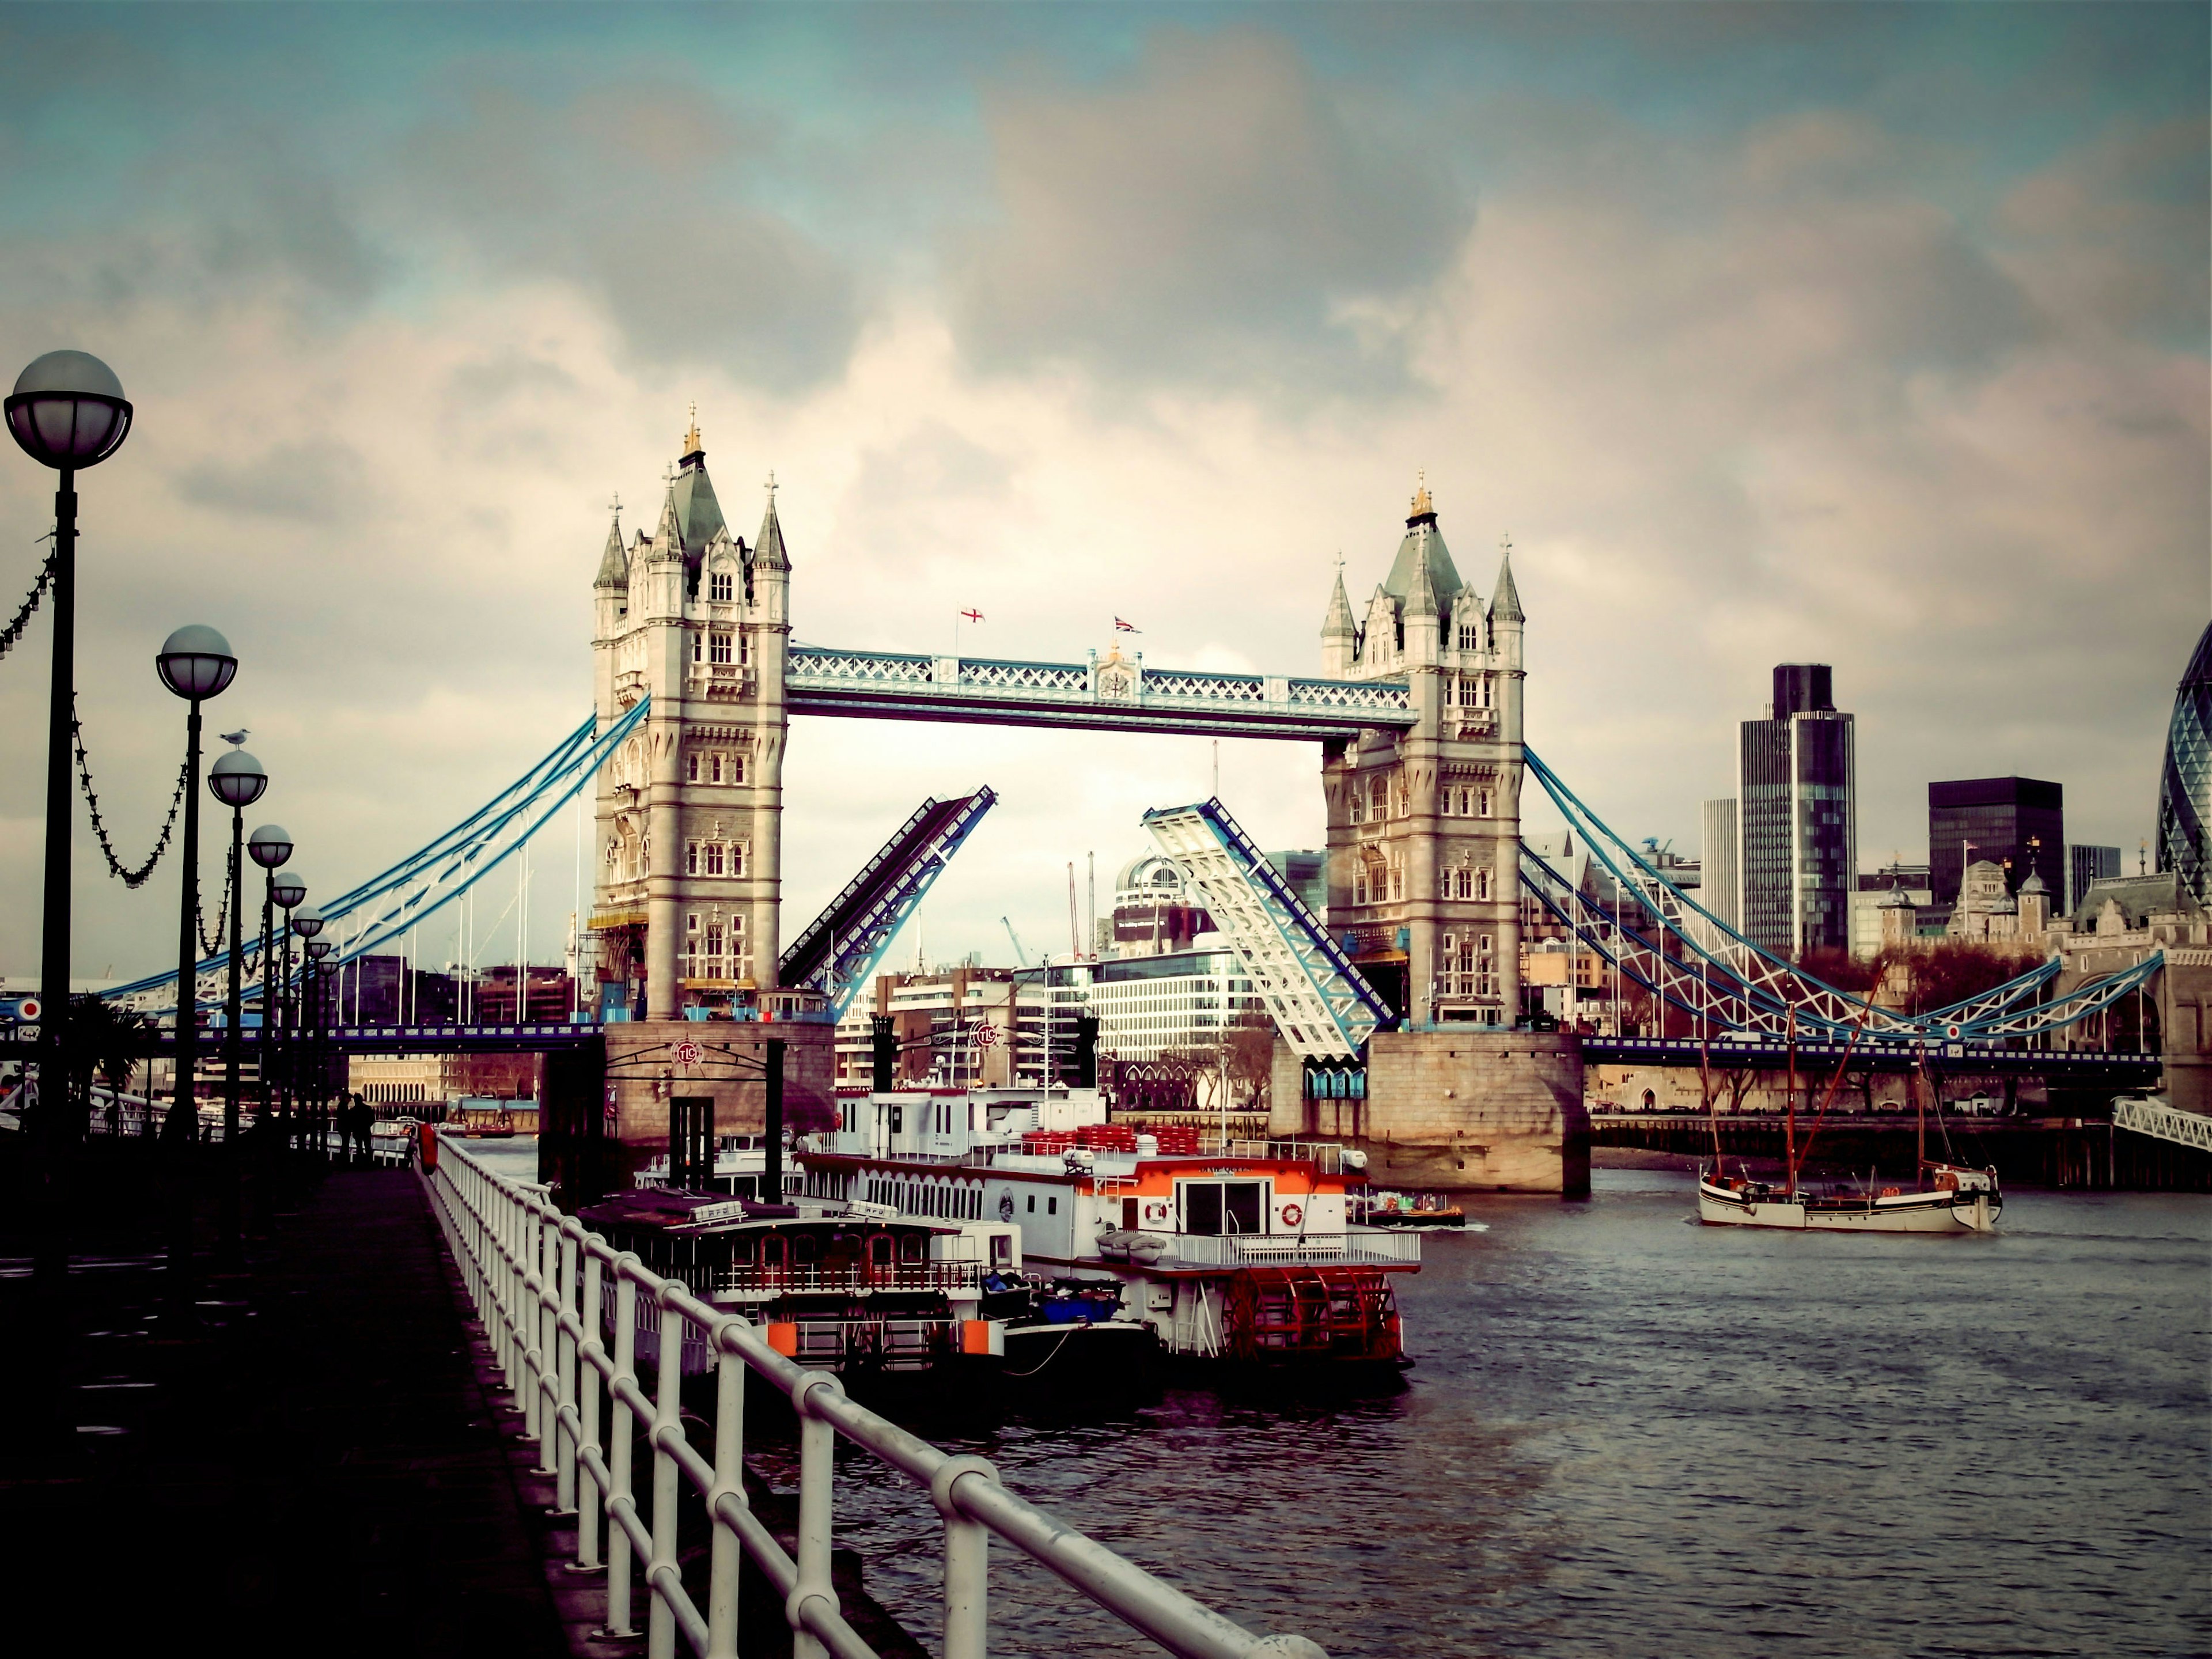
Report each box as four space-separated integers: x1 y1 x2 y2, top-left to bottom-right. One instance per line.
1 3 2203 984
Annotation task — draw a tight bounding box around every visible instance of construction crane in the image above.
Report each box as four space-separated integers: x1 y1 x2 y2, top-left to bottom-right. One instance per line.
1001 916 1029 967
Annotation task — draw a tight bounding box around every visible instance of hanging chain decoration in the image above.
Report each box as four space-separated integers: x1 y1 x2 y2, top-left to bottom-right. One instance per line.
72 694 192 889
0 537 56 665
196 858 234 956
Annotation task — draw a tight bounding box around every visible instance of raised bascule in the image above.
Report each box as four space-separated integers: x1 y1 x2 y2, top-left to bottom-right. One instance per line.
104 415 2192 1184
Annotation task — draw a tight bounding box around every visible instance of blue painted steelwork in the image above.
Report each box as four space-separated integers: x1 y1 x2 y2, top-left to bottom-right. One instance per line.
1521 744 2157 1044
779 787 998 1020
1139 797 1395 1059
787 645 1415 741
108 699 653 1018
1583 1035 2162 1083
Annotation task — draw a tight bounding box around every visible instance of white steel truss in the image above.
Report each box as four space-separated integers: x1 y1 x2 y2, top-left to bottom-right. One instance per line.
1142 798 1392 1060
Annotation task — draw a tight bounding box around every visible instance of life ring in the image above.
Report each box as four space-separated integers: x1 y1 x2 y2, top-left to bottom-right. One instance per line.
1281 1203 1304 1228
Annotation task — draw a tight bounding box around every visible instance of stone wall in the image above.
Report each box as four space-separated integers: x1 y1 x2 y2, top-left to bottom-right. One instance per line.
599 1020 836 1149
1270 1030 1588 1195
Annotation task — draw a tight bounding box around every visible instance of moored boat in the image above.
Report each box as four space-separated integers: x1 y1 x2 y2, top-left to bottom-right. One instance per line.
1696 1161 2001 1233
802 1087 1421 1385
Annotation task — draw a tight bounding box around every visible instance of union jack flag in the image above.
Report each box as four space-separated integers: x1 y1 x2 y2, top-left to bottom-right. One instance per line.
1113 617 1140 633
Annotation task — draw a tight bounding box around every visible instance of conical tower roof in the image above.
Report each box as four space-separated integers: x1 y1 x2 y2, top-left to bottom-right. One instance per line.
1489 540 1525 623
593 506 628 589
649 475 685 563
754 475 789 571
1381 474 1464 611
1321 563 1355 638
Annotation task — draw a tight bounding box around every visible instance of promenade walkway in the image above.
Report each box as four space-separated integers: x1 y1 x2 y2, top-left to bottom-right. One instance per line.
0 1156 566 1657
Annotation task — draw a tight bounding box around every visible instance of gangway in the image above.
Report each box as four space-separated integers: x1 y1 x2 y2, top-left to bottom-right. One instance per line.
2113 1096 2212 1152
779 787 997 1020
1141 797 1394 1060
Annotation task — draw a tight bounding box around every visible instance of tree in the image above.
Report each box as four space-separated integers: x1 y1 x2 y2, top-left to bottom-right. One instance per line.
61 994 157 1134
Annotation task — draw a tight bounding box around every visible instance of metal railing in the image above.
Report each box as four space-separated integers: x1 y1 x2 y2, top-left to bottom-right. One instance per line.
419 1135 1327 1659
1153 1228 1423 1268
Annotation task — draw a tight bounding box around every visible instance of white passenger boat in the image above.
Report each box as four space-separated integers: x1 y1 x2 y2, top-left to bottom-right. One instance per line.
801 1085 1421 1385
1696 1161 2002 1233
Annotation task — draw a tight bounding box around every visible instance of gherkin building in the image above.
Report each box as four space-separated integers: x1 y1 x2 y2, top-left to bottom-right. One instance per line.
2159 620 2212 905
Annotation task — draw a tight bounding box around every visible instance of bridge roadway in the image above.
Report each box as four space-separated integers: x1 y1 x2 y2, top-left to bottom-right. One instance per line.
1581 1035 2161 1087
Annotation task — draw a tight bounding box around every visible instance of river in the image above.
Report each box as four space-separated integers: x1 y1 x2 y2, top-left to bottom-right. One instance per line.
738 1168 2210 1658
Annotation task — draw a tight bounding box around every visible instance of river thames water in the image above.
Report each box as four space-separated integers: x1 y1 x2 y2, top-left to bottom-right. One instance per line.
734 1168 2210 1659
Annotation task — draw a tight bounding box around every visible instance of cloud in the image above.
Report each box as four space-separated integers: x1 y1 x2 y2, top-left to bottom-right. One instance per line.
947 26 1469 394
176 437 371 522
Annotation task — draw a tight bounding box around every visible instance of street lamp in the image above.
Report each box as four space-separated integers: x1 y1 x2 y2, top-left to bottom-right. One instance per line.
293 906 327 1152
156 625 237 1142
208 752 266 1262
272 877 308 1136
248 827 293 1126
305 935 335 1155
7 349 131 1255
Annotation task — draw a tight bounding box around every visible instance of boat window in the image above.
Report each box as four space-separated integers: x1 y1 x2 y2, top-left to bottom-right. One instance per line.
761 1237 785 1267
794 1234 819 1265
1180 1180 1268 1236
1026 1195 1035 1213
899 1234 925 1263
1047 1197 1057 1215
869 1234 893 1265
991 1234 1011 1263
889 1105 903 1135
731 1238 756 1265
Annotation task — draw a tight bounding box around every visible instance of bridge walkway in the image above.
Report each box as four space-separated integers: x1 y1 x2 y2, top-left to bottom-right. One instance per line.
0 1158 567 1657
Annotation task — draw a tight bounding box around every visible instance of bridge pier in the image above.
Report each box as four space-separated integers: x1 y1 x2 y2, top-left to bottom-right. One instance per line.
1271 1030 1589 1194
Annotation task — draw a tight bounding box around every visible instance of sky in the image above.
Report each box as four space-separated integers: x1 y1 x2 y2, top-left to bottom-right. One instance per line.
0 2 2204 984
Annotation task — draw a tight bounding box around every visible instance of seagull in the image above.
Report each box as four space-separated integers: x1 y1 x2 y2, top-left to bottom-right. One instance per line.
219 729 250 746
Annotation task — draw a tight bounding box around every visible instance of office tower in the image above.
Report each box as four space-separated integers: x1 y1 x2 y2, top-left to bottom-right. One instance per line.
1927 778 2063 907
1736 664 1855 956
2067 844 2121 913
2158 620 2211 906
1699 798 1740 931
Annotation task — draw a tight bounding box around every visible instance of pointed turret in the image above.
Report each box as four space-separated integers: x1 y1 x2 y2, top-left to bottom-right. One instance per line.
650 476 685 564
594 506 628 589
1488 540 1524 624
1321 560 1357 676
753 473 789 572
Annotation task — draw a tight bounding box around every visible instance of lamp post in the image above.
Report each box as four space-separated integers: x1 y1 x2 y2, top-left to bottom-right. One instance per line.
271 877 307 1138
156 626 237 1141
293 905 327 1152
248 828 294 1127
7 350 131 1289
305 936 335 1155
208 750 267 1259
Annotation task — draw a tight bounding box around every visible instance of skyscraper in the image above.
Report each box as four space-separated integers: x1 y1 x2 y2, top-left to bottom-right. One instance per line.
2067 844 2121 913
1927 778 2063 908
1736 665 1855 956
2158 620 2211 906
1699 798 1739 932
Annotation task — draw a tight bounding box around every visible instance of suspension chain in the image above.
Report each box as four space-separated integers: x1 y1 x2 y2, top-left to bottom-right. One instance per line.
72 695 192 889
0 541 56 664
196 858 234 956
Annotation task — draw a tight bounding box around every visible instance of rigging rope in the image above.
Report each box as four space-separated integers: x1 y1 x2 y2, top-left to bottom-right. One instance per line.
72 695 192 888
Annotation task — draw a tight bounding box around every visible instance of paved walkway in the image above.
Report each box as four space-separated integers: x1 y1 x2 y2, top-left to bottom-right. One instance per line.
0 1158 568 1657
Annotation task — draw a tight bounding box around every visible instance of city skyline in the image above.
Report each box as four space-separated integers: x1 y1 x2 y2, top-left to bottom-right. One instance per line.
0 5 2203 982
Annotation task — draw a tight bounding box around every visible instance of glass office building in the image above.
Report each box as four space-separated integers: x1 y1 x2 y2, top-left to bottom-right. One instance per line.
1737 664 1855 956
2159 620 2212 906
1927 778 2065 910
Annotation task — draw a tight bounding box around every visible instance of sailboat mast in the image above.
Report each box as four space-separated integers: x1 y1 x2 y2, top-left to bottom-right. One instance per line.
1784 1006 1798 1198
1915 1050 1926 1176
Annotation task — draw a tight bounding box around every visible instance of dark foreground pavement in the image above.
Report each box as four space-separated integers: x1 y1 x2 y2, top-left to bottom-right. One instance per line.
0 1154 567 1658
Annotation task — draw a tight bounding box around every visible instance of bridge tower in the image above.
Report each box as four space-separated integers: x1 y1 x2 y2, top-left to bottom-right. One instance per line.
588 415 790 1021
1320 479 1524 1029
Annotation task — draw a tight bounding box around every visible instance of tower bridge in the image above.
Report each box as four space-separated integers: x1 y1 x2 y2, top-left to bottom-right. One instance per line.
102 418 2196 1185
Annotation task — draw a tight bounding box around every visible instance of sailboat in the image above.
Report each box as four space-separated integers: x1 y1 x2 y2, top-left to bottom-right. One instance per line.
1696 1013 2002 1234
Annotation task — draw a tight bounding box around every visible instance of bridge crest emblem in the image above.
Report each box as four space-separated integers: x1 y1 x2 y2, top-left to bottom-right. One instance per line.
1093 646 1139 703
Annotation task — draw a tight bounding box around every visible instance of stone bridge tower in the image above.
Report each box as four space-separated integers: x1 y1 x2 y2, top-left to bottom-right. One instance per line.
588 416 790 1021
1320 479 1524 1028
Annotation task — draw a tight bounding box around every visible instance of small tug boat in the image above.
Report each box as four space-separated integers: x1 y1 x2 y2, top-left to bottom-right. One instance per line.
1357 1190 1466 1229
1696 1161 2001 1233
802 1086 1420 1387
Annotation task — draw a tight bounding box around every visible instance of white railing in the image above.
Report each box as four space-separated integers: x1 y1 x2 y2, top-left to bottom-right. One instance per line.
419 1135 1326 1659
1155 1229 1422 1268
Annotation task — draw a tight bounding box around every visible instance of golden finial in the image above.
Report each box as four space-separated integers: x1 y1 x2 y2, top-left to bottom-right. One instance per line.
682 403 702 456
1410 469 1433 517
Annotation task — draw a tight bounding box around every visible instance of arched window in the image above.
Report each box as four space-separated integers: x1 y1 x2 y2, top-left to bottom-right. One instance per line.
710 570 733 603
